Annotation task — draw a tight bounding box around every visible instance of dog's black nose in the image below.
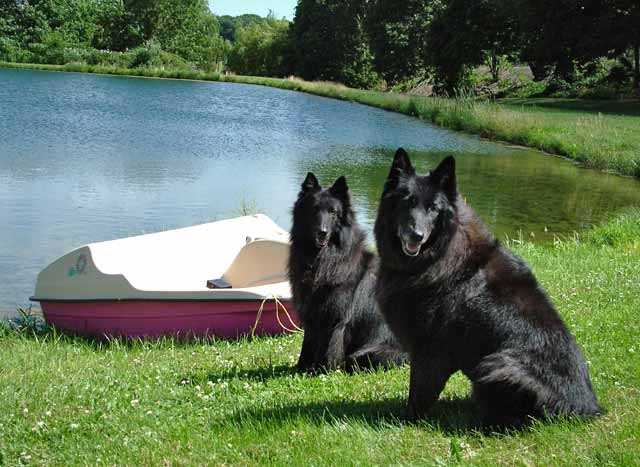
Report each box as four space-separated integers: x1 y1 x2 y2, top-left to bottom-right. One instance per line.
409 230 424 243
318 229 328 239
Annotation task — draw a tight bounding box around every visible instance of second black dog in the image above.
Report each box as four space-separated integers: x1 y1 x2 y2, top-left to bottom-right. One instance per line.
374 149 602 427
288 173 406 372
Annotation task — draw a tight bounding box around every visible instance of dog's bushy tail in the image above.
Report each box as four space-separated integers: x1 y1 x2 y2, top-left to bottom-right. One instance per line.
473 350 603 427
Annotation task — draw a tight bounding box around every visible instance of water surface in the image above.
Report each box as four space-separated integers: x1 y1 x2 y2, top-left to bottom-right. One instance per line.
1 68 639 315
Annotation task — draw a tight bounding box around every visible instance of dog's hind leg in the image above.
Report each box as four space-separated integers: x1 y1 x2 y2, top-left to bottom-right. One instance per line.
409 353 454 420
472 351 548 427
472 379 538 428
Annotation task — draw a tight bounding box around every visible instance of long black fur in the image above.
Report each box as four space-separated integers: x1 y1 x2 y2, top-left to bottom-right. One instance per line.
288 173 406 373
374 148 602 427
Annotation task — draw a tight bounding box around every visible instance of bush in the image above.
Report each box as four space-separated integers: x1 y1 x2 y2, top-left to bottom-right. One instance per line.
130 41 190 70
84 49 133 68
62 47 87 64
28 30 73 65
0 37 30 62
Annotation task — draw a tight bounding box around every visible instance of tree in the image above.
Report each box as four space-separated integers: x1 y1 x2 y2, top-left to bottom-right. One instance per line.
93 0 143 51
428 0 520 91
227 15 291 76
290 0 379 88
125 0 161 42
365 0 437 85
604 0 640 93
154 0 225 70
218 15 237 42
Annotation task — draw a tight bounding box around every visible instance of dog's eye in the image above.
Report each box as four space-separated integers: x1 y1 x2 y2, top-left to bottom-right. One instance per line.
404 196 417 208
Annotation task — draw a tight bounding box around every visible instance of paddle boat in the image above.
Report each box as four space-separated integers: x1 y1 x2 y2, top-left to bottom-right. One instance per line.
30 214 300 339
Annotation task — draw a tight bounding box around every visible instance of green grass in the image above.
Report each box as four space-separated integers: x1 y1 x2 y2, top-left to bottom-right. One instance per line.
1 212 639 465
2 61 639 178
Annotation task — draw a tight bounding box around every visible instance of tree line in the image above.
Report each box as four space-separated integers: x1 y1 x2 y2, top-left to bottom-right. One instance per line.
1 0 638 95
289 0 639 94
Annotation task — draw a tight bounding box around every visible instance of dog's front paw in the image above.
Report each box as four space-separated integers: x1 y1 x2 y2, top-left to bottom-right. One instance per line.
407 398 431 421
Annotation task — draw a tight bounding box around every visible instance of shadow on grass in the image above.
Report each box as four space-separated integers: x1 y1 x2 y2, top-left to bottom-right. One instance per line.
228 396 482 434
184 364 298 384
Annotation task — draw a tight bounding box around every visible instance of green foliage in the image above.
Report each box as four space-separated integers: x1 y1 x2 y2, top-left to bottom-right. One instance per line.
0 0 226 71
154 0 224 71
428 0 520 93
129 40 190 70
291 0 379 89
0 36 31 62
1 0 637 94
8 306 47 334
92 0 144 51
227 15 290 77
219 14 270 43
365 0 437 85
29 29 70 65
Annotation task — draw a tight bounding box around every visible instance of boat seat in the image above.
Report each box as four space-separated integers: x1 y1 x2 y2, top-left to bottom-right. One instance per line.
221 239 289 288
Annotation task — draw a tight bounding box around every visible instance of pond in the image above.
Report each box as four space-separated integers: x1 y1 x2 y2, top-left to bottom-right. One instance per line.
1 68 639 316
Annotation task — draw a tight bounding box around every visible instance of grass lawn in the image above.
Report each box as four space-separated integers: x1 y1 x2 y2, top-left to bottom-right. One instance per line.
2 61 640 178
1 212 639 465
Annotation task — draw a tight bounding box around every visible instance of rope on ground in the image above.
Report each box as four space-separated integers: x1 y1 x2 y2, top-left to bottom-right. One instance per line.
251 295 303 338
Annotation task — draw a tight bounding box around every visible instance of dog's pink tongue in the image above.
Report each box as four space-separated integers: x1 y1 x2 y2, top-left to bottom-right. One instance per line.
406 242 421 255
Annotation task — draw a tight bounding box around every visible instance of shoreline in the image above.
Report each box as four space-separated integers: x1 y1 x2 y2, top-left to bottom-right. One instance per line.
2 61 639 179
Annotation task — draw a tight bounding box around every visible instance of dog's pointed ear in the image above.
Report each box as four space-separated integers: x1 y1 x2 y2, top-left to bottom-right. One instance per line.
390 148 415 178
384 148 414 195
329 176 350 204
301 172 320 194
430 156 457 198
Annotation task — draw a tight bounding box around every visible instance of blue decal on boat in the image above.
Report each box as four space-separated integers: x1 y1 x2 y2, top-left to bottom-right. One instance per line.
76 254 88 274
68 254 88 277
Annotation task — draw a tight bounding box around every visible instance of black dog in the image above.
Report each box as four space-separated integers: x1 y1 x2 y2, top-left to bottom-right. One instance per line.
288 173 406 373
374 148 602 427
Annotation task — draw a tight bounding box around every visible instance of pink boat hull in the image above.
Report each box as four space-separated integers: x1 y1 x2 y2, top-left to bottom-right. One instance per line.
40 300 300 339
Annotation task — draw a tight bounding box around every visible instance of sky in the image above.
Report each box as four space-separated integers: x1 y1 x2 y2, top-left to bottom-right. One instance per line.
209 0 298 20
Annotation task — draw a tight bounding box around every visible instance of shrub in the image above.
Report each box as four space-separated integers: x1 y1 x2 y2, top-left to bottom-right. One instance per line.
62 47 86 64
130 41 190 70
